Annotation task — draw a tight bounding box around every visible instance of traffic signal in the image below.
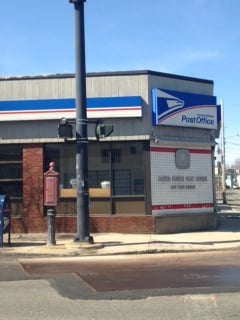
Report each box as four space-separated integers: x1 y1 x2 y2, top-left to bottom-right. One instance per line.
95 123 114 140
58 118 73 138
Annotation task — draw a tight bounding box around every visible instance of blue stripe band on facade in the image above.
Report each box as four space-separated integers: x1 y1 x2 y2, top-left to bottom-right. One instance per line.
0 96 142 112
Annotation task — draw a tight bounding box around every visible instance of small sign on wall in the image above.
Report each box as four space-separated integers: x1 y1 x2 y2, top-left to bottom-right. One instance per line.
150 146 214 214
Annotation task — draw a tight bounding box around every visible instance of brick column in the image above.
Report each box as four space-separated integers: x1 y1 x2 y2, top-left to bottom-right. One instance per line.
22 144 46 232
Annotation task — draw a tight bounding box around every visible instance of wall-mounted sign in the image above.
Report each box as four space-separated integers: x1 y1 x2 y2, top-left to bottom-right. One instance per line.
0 96 142 121
152 88 220 129
150 146 214 215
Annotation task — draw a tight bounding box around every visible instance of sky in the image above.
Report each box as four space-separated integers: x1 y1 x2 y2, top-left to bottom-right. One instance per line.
0 0 240 165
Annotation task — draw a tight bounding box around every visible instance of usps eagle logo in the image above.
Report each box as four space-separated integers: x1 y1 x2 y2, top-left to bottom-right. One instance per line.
156 89 184 123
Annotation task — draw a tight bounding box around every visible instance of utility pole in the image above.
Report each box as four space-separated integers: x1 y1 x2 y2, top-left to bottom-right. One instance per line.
69 0 93 243
221 99 227 204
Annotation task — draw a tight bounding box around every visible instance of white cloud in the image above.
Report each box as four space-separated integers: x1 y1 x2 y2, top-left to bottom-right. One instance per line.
182 48 222 62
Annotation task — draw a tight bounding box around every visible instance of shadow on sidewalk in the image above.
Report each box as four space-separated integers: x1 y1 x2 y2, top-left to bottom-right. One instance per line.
217 214 240 232
1 242 46 248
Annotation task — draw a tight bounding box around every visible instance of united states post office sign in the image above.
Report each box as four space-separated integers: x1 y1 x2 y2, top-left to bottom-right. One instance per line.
152 88 220 129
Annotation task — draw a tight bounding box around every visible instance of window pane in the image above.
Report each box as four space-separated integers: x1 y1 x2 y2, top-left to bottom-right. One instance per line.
89 143 110 188
89 142 144 196
45 143 75 188
0 145 23 198
111 142 144 196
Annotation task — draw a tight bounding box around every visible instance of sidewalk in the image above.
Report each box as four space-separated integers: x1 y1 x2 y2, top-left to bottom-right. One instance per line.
1 208 240 257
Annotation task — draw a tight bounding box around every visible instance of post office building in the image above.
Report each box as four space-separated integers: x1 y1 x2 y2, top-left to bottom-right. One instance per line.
0 70 221 234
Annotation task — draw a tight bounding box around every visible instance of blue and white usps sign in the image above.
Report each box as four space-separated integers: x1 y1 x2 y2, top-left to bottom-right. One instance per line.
152 88 219 129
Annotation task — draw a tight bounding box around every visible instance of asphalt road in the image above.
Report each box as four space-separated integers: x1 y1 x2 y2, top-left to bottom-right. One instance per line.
2 252 240 319
1 190 240 319
0 250 240 300
1 279 240 320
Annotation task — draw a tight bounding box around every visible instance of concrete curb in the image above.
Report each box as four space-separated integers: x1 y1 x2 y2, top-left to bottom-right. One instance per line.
1 238 240 257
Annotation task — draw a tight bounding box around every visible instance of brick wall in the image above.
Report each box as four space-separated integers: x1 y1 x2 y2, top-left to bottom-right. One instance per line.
12 215 156 234
90 216 155 233
22 144 46 232
54 216 155 234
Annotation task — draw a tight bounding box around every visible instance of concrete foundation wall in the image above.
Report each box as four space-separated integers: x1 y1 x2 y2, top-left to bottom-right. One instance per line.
155 213 217 234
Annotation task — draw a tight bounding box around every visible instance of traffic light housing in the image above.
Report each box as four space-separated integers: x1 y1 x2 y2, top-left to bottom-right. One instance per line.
95 123 114 140
58 118 73 138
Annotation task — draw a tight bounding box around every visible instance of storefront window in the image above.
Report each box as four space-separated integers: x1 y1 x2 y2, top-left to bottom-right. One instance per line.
45 142 145 195
45 141 145 215
0 145 23 217
0 145 23 198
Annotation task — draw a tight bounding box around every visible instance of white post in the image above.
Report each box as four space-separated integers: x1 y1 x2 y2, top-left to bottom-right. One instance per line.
221 99 227 204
